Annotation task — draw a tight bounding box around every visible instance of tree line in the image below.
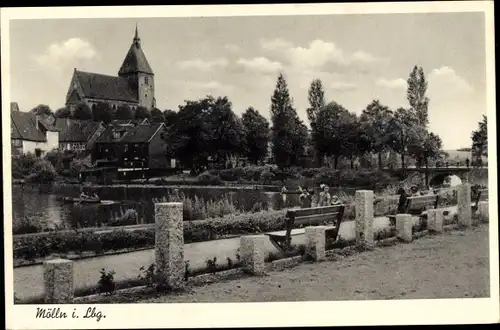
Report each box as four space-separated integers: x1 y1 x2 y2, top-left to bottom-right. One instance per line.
28 65 487 172
30 102 169 123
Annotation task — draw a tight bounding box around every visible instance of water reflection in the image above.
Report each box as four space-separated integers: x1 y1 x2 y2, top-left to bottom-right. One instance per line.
12 184 315 234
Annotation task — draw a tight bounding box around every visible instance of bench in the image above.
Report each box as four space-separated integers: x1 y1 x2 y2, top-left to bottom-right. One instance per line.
388 194 439 225
473 188 488 210
265 205 345 252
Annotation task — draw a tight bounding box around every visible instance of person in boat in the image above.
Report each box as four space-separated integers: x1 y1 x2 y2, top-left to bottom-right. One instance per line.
80 191 90 199
318 184 331 207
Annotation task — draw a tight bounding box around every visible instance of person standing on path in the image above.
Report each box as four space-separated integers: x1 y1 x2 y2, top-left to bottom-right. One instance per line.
280 182 288 208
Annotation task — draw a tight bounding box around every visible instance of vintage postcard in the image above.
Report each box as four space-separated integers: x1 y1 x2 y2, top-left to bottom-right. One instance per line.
2 2 498 329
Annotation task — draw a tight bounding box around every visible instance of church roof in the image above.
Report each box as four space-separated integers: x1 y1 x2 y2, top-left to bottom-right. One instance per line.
11 111 47 142
74 70 138 103
118 27 154 76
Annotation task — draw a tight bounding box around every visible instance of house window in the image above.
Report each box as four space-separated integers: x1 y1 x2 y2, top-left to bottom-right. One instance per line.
35 148 42 158
124 144 128 152
113 131 121 139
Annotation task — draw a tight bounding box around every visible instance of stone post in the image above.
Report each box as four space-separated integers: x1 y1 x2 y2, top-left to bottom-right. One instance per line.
457 184 472 227
155 202 184 290
305 226 326 261
355 190 374 247
478 201 489 222
427 209 444 233
396 214 413 243
43 259 74 303
240 235 266 275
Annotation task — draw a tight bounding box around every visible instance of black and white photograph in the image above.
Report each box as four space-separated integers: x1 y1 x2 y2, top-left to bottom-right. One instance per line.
2 2 498 328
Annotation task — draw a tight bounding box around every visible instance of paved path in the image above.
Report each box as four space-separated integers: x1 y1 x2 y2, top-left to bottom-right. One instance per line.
13 206 461 301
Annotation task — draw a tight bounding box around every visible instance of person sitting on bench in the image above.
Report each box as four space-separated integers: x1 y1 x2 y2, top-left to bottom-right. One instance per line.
331 195 342 205
318 184 331 207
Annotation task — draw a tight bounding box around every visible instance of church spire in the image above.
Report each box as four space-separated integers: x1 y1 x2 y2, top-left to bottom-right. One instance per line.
133 24 140 47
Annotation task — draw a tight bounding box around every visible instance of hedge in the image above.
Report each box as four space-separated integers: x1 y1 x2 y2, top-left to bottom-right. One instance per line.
13 210 287 262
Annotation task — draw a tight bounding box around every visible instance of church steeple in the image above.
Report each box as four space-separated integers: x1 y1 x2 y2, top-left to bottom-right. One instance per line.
118 25 155 110
133 24 140 47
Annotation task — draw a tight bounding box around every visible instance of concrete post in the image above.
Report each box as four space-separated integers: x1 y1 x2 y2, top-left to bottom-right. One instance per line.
155 202 184 290
355 190 374 247
240 235 266 275
396 214 413 243
43 259 74 303
427 209 444 233
457 184 472 227
478 201 489 222
305 226 326 261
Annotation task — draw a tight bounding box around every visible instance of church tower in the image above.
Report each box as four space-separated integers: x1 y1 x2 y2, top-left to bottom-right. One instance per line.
118 26 156 109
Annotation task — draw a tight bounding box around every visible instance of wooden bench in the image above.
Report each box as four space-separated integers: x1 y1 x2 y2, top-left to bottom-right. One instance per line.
473 188 488 210
265 205 345 252
388 194 439 225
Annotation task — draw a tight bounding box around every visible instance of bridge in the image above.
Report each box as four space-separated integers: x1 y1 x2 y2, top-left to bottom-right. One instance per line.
384 163 487 186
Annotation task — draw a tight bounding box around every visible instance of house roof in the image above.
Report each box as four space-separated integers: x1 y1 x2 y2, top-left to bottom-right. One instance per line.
96 123 164 144
110 118 150 127
74 70 138 103
118 28 154 76
54 118 103 142
11 111 47 142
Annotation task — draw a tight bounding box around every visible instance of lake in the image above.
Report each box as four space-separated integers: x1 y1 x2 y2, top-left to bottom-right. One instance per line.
11 184 358 235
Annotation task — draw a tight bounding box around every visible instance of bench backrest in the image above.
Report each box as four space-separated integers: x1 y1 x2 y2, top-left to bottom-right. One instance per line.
404 195 439 215
285 205 345 238
475 189 488 204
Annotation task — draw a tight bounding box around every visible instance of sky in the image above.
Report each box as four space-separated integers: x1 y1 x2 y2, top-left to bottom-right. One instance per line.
9 12 487 150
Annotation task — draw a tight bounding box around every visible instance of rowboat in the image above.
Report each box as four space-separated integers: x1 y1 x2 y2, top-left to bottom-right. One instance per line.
62 197 101 204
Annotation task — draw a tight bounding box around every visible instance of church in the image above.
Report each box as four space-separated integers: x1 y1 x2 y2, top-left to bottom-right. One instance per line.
65 27 156 112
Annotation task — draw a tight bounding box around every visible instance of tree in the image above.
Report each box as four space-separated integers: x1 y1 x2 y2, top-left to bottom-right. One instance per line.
306 79 326 125
115 104 134 120
72 102 92 120
207 97 246 167
359 100 394 169
407 65 429 127
242 107 270 165
30 104 53 116
163 109 177 126
54 107 71 118
471 115 487 165
270 73 308 168
387 107 420 168
311 101 359 169
135 106 151 120
92 102 113 123
151 108 165 122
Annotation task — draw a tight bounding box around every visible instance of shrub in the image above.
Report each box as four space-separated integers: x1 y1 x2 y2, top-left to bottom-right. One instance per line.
312 169 398 189
97 268 116 295
138 263 170 292
260 169 275 184
26 159 57 183
11 153 38 179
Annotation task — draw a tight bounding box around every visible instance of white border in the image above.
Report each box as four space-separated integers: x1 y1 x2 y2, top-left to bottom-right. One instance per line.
2 2 498 328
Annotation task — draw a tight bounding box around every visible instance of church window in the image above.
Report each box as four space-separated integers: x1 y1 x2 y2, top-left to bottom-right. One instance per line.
145 76 148 85
145 93 148 98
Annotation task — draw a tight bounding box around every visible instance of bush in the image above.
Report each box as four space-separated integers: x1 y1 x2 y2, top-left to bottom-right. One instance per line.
97 268 116 295
25 159 57 183
11 153 38 179
312 169 398 189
